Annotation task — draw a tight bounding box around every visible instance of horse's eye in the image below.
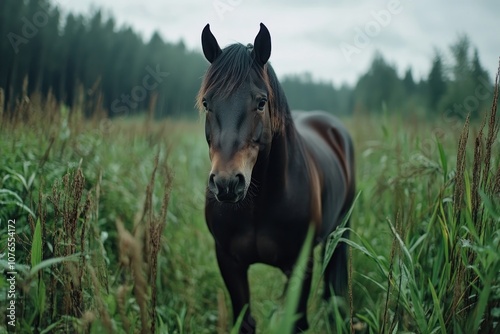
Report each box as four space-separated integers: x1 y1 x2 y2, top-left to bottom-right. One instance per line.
257 98 267 112
202 99 209 111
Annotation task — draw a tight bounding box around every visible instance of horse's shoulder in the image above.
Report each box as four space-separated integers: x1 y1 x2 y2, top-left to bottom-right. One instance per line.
292 110 354 188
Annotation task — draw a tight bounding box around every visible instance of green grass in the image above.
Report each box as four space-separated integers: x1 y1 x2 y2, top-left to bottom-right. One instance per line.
0 89 499 333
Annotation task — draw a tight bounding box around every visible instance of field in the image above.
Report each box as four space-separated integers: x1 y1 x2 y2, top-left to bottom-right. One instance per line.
0 84 499 334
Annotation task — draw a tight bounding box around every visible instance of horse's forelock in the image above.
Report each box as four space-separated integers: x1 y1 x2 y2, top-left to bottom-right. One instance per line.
197 43 288 134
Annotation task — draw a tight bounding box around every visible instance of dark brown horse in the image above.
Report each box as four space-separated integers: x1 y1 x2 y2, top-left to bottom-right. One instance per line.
198 23 355 333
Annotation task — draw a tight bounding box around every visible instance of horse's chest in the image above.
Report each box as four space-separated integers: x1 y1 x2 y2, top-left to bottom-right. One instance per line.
209 203 310 267
227 228 287 266
229 224 296 268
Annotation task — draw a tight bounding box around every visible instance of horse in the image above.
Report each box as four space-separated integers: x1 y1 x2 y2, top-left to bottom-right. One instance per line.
197 23 355 333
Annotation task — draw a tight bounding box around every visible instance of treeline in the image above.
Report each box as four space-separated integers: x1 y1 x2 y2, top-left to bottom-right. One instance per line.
281 37 493 118
0 0 494 119
0 0 207 118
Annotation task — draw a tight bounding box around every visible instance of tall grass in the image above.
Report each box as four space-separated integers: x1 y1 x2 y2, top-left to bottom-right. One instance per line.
0 92 176 333
0 60 499 333
339 61 500 333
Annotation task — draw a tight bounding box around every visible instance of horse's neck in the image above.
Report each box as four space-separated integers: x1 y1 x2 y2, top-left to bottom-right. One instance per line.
255 122 303 192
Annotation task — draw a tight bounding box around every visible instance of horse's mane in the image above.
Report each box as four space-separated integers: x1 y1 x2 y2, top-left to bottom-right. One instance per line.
197 43 290 134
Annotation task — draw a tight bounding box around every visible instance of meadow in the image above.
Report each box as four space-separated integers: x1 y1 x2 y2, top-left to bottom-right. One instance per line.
0 77 499 334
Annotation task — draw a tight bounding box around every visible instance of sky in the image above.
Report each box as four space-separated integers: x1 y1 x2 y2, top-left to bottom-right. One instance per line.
57 0 500 87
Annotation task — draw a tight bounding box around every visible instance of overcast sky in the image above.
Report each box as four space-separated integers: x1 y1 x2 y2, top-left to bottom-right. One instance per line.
57 0 499 86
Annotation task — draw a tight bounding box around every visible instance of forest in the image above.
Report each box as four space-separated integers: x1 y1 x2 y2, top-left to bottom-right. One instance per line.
1 1 499 333
0 0 493 119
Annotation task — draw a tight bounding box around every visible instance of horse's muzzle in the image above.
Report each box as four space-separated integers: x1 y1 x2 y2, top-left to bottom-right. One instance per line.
208 172 246 203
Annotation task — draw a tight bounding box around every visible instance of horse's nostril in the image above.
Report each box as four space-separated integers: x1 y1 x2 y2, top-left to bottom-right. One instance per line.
209 173 245 202
208 173 217 194
234 173 245 193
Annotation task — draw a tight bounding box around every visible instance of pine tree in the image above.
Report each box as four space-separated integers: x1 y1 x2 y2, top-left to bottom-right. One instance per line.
427 50 447 110
354 52 404 113
403 67 416 95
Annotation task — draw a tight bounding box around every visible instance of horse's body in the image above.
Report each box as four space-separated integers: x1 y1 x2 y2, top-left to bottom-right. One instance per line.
199 23 355 333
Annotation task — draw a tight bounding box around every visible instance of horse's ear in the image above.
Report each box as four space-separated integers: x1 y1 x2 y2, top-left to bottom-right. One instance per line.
253 23 271 66
201 24 222 63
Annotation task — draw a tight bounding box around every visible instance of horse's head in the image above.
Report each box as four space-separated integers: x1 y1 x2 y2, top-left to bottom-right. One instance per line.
198 23 273 203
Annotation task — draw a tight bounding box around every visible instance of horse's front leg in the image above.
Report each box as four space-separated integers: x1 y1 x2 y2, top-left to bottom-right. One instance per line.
216 247 255 333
